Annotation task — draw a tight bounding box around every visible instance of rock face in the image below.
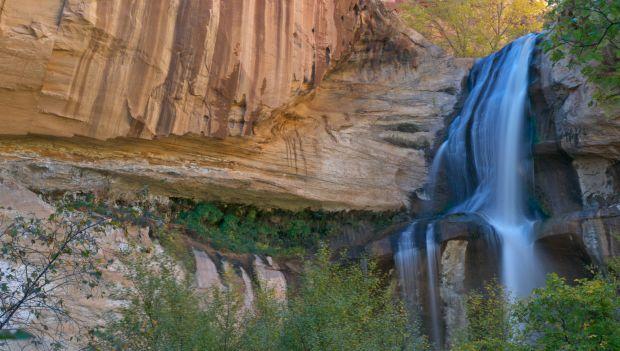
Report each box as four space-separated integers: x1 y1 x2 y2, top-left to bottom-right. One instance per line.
439 240 467 346
0 0 470 210
0 175 53 218
253 255 288 301
0 0 362 139
193 249 224 291
530 46 620 266
0 177 293 350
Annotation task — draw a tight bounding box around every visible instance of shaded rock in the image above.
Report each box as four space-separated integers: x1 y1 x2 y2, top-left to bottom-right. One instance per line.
221 259 255 312
537 48 620 158
193 249 223 291
536 206 620 266
573 157 620 209
253 255 287 301
365 236 394 262
0 176 53 219
532 152 583 217
434 213 495 242
239 266 255 312
440 240 468 348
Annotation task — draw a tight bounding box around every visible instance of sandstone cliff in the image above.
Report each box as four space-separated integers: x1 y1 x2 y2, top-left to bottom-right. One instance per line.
1 2 619 349
0 0 361 139
0 0 470 210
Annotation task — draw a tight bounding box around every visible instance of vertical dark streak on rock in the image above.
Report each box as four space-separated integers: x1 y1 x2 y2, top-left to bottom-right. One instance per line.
207 0 242 138
0 0 6 23
57 0 68 28
126 0 168 131
65 1 113 124
246 0 266 136
157 2 188 136
275 0 283 90
295 130 308 176
90 1 132 136
283 1 292 86
157 0 211 136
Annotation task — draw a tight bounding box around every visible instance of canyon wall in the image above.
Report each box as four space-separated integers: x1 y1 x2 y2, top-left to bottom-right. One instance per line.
0 0 361 139
0 0 470 210
0 1 618 349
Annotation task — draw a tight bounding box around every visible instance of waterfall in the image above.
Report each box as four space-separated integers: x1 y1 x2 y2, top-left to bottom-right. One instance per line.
396 34 543 348
425 224 441 346
395 223 419 308
394 222 443 348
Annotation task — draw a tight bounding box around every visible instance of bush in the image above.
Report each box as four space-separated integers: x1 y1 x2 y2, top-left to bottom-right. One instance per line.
516 273 620 351
452 281 521 351
174 200 404 257
454 274 620 351
93 249 425 351
280 248 424 351
92 257 247 351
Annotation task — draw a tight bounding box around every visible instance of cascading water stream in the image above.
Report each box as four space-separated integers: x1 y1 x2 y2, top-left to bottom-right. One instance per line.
395 34 545 348
425 224 441 346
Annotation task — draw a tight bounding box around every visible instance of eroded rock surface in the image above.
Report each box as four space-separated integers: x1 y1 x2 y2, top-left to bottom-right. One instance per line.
0 0 365 139
0 175 53 218
193 249 224 291
440 240 467 347
529 46 620 269
0 0 470 210
253 255 288 301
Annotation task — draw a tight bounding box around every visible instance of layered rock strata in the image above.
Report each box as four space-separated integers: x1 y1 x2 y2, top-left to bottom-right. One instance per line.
0 0 471 210
0 0 361 139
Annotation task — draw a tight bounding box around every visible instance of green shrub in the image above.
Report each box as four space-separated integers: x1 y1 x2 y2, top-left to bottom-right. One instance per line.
93 250 425 351
454 274 620 351
516 273 620 351
174 200 405 257
452 281 523 351
92 257 247 351
239 291 286 351
280 248 425 351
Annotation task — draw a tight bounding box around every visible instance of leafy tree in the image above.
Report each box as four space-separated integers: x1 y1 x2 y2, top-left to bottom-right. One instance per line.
454 274 619 351
543 0 619 108
239 290 286 351
516 273 620 351
280 248 424 351
399 0 547 57
94 249 426 351
452 281 523 351
92 256 249 351
0 207 107 349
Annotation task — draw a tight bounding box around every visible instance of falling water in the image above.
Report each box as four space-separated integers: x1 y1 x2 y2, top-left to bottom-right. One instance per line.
395 223 420 308
441 33 543 296
396 34 544 348
425 224 441 346
394 222 443 348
